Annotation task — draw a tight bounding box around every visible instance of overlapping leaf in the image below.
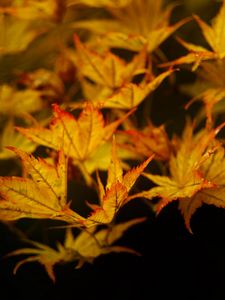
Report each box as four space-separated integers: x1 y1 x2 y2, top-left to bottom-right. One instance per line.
130 122 223 213
74 0 187 53
121 123 171 161
0 148 85 224
0 14 41 54
74 37 172 109
75 35 146 90
179 147 225 231
181 59 225 126
85 138 153 226
163 1 225 69
0 0 66 22
17 103 134 177
0 85 43 117
0 122 36 160
9 218 144 282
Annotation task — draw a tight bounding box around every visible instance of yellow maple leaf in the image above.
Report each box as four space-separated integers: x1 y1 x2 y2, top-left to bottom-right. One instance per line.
0 0 66 22
0 121 36 160
0 85 43 117
161 37 216 71
74 0 188 53
179 146 225 232
100 70 173 109
0 148 85 225
121 123 171 161
72 37 172 109
74 35 146 90
182 59 225 126
85 138 153 226
0 14 41 54
17 103 134 182
193 1 225 59
130 122 224 212
8 217 144 282
163 1 225 69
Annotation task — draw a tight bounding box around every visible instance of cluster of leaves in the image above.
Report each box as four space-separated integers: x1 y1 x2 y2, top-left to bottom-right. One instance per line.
1 0 225 282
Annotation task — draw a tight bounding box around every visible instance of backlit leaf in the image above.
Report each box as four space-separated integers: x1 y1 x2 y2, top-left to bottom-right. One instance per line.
85 139 153 225
130 122 222 211
17 103 134 178
9 217 144 282
0 148 85 224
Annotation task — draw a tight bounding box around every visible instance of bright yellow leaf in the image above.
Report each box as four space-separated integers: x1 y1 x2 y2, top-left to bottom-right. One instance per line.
17 103 134 180
130 122 223 211
74 0 188 52
0 0 66 21
179 146 225 232
100 70 172 109
0 85 43 117
0 14 41 54
0 148 85 224
0 121 36 160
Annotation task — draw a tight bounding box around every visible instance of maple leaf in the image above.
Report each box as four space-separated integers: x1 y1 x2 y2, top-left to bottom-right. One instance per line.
8 218 144 282
0 14 41 54
162 1 225 69
129 122 224 212
17 103 134 180
181 59 225 126
121 123 171 161
74 35 147 90
18 69 65 102
99 69 173 109
0 148 85 225
85 138 153 226
0 85 43 117
161 37 216 71
193 1 225 59
74 0 188 53
179 146 225 232
0 0 66 22
0 121 36 160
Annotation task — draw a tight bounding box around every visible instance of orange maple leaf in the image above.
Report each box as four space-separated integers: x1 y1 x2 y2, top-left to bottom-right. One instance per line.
17 103 134 182
85 138 153 226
